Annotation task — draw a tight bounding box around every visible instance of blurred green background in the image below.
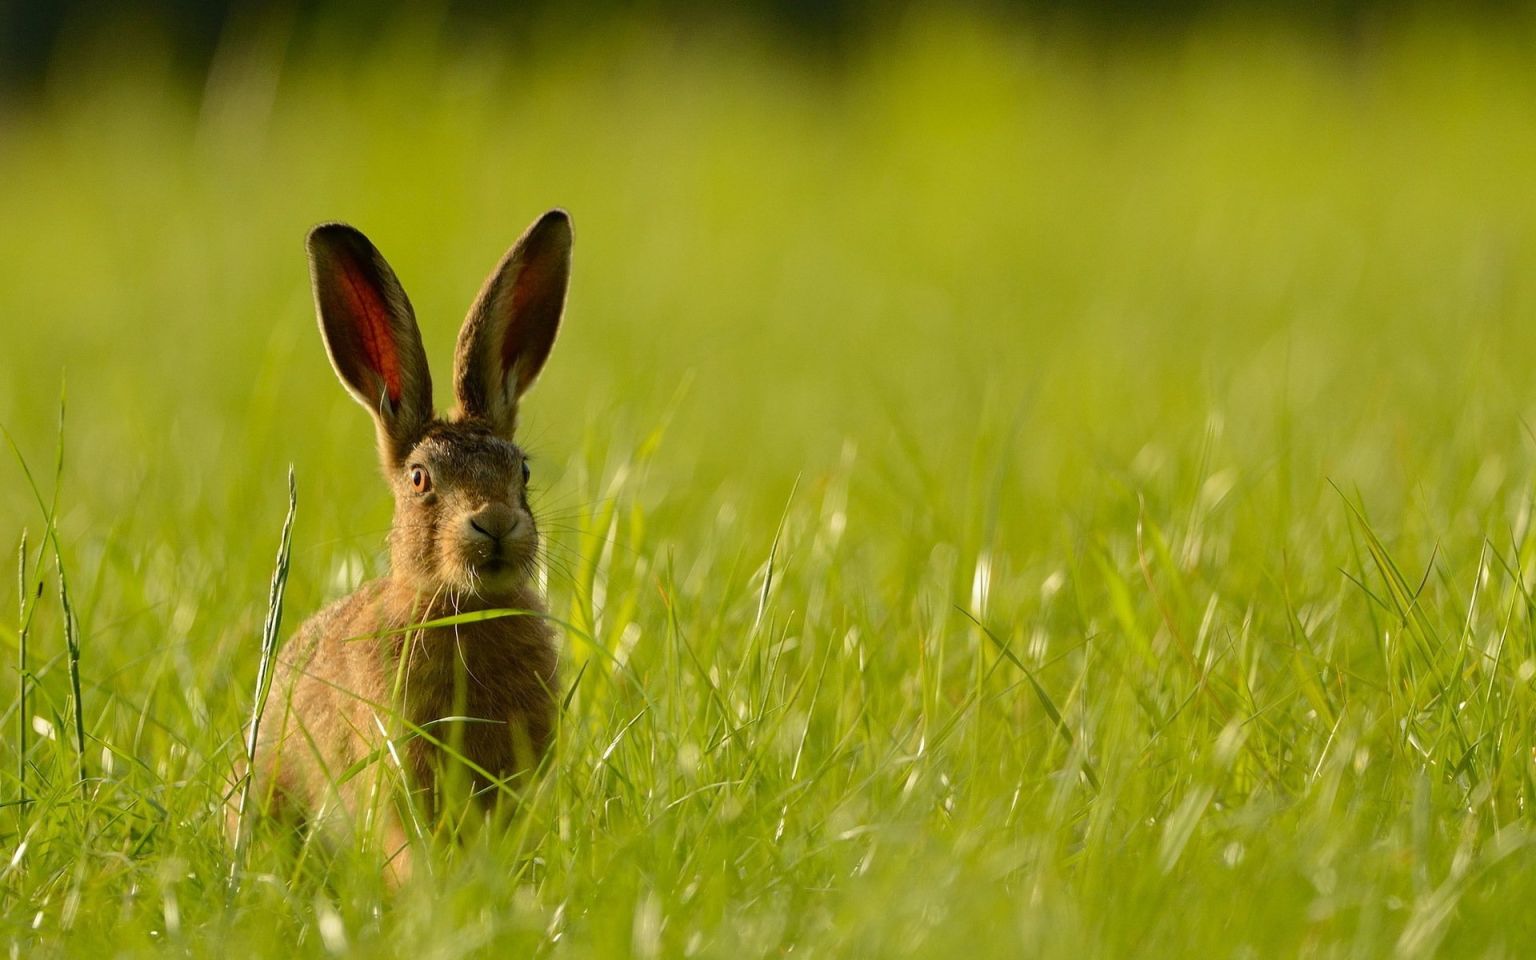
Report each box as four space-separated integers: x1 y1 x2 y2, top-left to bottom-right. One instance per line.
7 2 1536 956
7 2 1536 529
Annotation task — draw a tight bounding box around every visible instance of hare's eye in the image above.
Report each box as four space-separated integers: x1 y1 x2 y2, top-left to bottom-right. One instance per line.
521 460 531 485
409 466 432 494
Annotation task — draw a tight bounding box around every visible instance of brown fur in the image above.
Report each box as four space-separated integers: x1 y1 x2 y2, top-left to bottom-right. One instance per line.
240 212 573 883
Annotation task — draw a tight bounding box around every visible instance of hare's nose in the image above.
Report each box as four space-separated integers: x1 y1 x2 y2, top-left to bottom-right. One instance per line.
467 504 518 544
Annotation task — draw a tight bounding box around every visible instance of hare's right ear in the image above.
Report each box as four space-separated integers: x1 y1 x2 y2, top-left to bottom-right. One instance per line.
307 224 434 467
451 210 572 438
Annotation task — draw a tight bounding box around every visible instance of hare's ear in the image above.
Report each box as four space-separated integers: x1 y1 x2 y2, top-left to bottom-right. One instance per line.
451 210 571 437
307 224 434 467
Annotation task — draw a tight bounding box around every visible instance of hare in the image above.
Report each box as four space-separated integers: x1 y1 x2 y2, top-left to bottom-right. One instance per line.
243 210 572 882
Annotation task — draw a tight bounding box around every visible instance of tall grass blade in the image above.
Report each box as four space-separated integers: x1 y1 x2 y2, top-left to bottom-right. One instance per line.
57 557 84 797
959 607 1100 792
41 387 88 799
229 467 297 889
15 532 26 806
754 475 800 635
2 389 74 797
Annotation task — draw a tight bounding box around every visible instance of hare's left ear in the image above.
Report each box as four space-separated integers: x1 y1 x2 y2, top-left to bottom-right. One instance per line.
451 209 572 437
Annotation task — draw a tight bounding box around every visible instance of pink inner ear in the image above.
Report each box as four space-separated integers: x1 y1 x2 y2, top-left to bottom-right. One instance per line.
500 258 561 382
339 262 402 404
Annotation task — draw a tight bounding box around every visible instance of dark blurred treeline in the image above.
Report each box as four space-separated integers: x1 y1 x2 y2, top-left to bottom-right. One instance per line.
0 0 1528 94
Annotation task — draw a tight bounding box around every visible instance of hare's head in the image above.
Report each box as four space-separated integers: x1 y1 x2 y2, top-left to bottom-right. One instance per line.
306 210 572 600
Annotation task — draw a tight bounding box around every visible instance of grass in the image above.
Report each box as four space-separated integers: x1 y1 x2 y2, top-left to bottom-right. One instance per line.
5 8 1536 956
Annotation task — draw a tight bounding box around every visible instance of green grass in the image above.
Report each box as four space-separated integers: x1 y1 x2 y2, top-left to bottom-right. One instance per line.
6 9 1536 956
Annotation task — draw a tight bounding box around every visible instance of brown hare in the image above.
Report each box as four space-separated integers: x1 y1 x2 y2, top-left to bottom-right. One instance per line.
245 210 572 883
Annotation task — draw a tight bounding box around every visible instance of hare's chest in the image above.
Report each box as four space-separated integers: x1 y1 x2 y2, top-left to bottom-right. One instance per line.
400 630 521 719
397 621 555 776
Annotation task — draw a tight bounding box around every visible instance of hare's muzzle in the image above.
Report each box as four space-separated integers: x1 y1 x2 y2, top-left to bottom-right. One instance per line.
466 503 524 557
463 501 537 575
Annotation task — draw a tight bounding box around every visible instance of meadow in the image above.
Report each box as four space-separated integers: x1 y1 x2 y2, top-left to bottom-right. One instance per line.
4 10 1536 956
